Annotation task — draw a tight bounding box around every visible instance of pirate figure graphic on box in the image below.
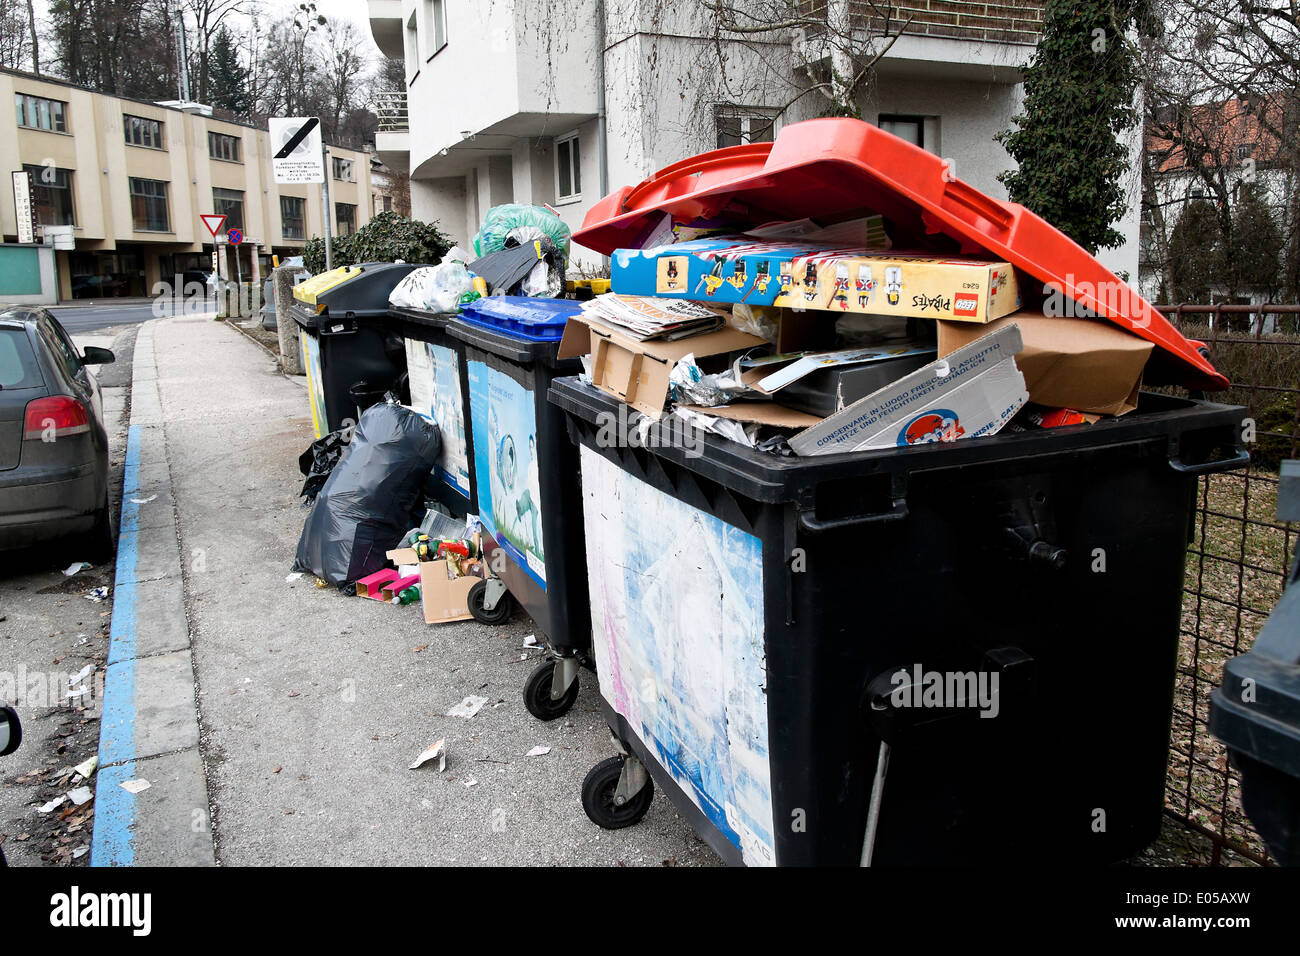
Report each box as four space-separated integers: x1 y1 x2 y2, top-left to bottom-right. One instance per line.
665 258 680 290
855 265 875 307
741 260 771 303
696 255 726 296
885 266 903 306
826 261 852 310
778 260 792 293
801 261 819 302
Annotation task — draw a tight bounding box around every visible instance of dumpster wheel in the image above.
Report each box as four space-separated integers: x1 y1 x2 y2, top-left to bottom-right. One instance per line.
523 659 580 720
582 756 654 829
468 579 514 625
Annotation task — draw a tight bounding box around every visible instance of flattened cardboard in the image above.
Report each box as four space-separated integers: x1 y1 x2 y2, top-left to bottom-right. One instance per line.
937 311 1154 416
678 401 822 428
788 324 1027 455
557 314 767 417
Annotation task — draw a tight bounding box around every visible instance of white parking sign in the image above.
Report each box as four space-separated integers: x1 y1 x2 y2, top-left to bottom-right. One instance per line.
269 117 324 184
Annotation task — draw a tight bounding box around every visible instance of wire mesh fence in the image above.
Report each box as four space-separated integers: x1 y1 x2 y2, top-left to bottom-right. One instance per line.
1158 304 1300 866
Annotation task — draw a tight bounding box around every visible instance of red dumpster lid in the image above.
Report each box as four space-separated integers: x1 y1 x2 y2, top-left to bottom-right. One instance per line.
574 118 1228 391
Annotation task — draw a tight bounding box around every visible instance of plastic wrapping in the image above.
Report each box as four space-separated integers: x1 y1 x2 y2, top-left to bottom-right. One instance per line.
732 304 780 343
297 427 352 501
668 353 749 407
473 204 572 262
388 261 475 312
292 402 441 586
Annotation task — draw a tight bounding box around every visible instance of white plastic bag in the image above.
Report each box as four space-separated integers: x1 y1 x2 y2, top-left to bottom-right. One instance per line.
388 262 474 312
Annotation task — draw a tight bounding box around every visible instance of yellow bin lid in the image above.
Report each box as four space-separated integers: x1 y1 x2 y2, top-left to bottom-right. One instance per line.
293 266 364 306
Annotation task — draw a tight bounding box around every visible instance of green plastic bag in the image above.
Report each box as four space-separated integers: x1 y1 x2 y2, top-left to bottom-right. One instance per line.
473 204 572 263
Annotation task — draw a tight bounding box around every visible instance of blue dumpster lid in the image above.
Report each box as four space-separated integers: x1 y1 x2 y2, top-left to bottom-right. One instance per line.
457 296 581 342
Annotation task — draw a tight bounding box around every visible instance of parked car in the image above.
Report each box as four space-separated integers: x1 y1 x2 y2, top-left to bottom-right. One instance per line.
0 307 115 559
0 702 20 867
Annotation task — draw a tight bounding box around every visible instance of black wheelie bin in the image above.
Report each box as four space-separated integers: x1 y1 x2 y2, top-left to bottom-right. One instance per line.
550 116 1247 866
445 297 594 720
290 262 422 438
389 306 478 517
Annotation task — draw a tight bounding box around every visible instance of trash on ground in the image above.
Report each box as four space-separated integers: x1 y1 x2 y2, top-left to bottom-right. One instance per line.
62 562 91 577
446 695 488 718
83 587 110 602
526 746 550 757
120 778 151 795
292 401 440 587
285 572 303 583
130 494 157 504
409 739 447 771
38 796 66 813
67 786 93 806
73 756 97 779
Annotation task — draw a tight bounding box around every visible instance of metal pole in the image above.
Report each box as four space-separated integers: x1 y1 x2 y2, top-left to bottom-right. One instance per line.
234 244 243 315
321 140 334 272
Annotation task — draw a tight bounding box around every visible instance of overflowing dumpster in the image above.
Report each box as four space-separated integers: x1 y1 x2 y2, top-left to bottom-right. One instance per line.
548 117 1245 865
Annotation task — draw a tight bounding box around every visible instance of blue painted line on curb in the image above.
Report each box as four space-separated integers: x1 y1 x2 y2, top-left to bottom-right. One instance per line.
91 423 143 867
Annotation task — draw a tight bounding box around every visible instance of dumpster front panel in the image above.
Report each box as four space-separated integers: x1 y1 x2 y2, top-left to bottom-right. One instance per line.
405 337 471 501
299 328 327 439
580 446 776 866
467 355 548 589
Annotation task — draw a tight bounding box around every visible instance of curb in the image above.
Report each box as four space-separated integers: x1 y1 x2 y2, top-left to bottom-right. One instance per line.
90 318 216 867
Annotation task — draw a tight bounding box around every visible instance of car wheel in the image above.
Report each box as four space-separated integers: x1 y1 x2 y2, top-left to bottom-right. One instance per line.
87 485 117 564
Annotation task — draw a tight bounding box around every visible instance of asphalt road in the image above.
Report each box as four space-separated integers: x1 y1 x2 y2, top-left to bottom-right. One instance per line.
50 299 217 334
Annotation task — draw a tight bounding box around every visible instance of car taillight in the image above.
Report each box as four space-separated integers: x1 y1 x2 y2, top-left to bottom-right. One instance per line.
23 396 89 441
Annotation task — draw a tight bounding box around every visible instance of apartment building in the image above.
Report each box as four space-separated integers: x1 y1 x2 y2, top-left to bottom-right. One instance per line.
367 0 1142 280
0 67 374 301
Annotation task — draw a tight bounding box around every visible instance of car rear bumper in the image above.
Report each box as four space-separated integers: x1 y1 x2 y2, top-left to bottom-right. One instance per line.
0 462 101 549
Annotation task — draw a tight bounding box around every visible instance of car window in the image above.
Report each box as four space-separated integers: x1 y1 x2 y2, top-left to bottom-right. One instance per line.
0 327 44 389
37 315 82 382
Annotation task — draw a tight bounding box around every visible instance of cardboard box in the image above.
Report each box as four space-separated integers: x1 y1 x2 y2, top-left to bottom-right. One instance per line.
612 239 1020 322
937 312 1154 416
557 313 767 417
387 538 486 624
787 324 1028 455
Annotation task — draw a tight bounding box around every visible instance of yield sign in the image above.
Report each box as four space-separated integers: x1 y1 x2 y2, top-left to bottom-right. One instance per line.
200 214 227 238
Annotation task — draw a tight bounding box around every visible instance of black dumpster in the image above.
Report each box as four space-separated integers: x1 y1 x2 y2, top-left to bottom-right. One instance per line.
388 306 478 517
550 376 1248 866
1210 459 1300 865
290 263 422 438
446 298 594 719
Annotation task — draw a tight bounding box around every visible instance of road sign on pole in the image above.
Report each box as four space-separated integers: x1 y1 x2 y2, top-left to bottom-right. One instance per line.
201 213 227 238
270 117 324 184
227 227 243 246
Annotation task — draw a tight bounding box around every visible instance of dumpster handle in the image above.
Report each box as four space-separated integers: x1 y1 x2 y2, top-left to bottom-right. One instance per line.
798 498 908 532
1168 448 1250 476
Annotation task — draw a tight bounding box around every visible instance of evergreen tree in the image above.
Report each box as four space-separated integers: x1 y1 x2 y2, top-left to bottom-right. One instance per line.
1167 199 1223 303
997 0 1142 254
209 24 249 116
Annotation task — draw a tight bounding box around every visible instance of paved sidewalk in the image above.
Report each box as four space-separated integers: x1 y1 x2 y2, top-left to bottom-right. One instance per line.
126 315 716 866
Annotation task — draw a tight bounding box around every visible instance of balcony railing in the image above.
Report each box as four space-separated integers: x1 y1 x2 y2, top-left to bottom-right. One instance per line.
375 90 409 133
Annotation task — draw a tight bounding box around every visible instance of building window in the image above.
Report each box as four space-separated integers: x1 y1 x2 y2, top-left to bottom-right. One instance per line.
878 114 925 148
383 194 393 213
556 132 581 202
208 131 242 163
129 178 169 232
15 93 68 133
213 188 245 232
124 114 164 149
22 164 75 226
424 0 447 57
336 202 357 236
280 196 306 240
332 156 355 182
715 106 777 148
404 11 419 82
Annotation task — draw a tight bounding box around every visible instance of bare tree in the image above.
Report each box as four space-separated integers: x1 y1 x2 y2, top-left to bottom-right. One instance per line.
183 0 245 103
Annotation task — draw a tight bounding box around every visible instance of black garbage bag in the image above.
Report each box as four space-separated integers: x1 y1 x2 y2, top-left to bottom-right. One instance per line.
292 401 441 586
298 427 352 501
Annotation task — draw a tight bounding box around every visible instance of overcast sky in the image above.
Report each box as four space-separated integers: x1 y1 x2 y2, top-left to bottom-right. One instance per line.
31 0 380 59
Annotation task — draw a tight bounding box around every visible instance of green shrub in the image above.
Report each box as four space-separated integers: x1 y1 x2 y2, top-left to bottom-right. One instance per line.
302 212 454 274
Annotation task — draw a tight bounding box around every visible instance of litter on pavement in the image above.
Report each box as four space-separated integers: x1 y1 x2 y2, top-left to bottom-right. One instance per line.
446 696 487 719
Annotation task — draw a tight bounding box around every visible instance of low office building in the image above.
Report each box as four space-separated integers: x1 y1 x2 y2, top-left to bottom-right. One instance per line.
0 67 373 301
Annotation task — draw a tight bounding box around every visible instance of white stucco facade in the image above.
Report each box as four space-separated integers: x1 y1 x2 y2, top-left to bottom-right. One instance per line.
371 0 1142 281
